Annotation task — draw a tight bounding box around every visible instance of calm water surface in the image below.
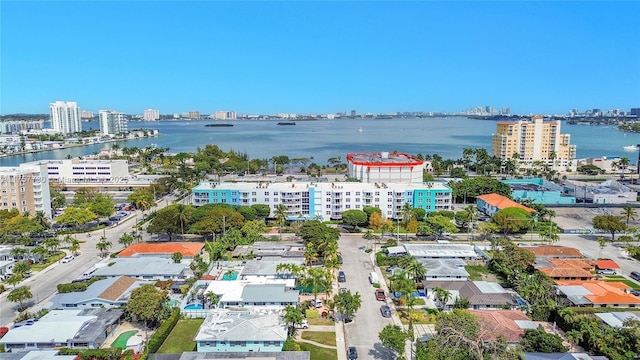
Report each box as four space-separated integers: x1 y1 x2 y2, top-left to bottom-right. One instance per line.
1 117 636 166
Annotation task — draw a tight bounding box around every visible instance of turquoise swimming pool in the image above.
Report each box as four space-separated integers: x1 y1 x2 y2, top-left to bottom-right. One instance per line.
184 303 203 310
221 271 238 280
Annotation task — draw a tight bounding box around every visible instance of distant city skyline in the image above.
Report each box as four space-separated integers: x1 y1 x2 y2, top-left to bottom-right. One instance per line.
1 2 638 115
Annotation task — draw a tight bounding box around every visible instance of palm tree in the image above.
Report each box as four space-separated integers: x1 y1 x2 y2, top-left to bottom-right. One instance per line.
400 203 413 240
405 259 426 284
9 247 29 261
464 204 477 242
304 243 320 266
204 291 219 308
33 211 50 230
31 246 48 263
69 239 81 256
174 204 191 235
621 205 637 226
274 204 288 240
283 305 305 336
301 267 329 304
618 157 630 179
432 286 452 310
96 236 113 257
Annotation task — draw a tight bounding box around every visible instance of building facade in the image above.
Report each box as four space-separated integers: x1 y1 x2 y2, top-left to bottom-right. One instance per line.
192 181 452 220
492 115 577 170
213 111 237 120
0 164 51 217
347 152 425 184
50 101 82 134
23 159 129 185
99 110 128 136
143 109 160 121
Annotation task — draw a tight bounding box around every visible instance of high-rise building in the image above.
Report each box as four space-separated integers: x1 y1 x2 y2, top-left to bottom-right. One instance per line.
99 110 128 136
213 111 237 120
143 109 160 121
81 110 94 119
492 116 576 170
350 110 357 117
0 163 51 217
49 101 82 134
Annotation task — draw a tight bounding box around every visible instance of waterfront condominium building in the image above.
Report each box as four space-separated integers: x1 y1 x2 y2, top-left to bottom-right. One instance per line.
213 111 237 120
143 109 160 121
491 115 577 170
0 163 51 217
23 159 129 185
192 180 452 221
49 101 82 134
347 152 425 184
99 110 128 136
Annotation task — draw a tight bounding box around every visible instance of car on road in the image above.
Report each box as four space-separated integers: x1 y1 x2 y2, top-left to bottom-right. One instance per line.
380 304 392 318
338 271 346 282
61 255 74 263
631 271 640 281
631 289 640 296
348 346 358 360
375 289 386 301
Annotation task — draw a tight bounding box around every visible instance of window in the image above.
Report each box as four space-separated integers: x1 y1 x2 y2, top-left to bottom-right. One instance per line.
346 192 350 195
265 192 269 195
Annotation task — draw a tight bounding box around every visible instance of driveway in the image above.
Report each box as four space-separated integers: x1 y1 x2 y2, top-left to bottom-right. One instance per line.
338 234 397 360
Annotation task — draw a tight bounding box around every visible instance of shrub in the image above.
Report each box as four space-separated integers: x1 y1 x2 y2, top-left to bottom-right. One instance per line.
147 307 180 353
58 348 122 360
282 337 302 351
364 248 372 253
372 283 380 288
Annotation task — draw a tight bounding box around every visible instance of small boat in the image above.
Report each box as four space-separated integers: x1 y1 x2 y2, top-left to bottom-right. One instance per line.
205 123 234 127
277 122 296 125
623 145 638 151
358 127 363 132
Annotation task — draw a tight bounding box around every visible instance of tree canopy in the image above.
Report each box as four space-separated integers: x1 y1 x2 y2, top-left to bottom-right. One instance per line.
592 215 627 241
449 176 512 203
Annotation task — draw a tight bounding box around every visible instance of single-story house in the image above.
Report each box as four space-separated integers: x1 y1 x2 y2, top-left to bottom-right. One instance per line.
594 259 620 271
232 242 305 259
240 259 305 280
525 245 583 258
404 243 480 260
468 309 535 343
0 309 123 352
595 311 640 328
419 258 469 281
555 280 640 308
523 353 609 360
476 193 536 217
118 242 205 259
202 280 298 308
49 276 149 310
93 258 189 280
194 309 287 352
386 246 407 257
0 350 77 360
535 258 595 282
179 351 310 360
423 280 520 311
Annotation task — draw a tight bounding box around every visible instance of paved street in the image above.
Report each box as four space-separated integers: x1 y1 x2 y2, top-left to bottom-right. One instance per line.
338 234 397 360
556 234 640 278
0 193 185 327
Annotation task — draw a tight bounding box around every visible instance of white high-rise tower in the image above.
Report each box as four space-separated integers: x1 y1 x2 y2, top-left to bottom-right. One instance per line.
49 101 82 134
99 110 128 136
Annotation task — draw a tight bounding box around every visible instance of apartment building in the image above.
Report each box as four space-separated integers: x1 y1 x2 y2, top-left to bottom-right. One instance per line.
213 111 237 120
50 101 82 134
192 180 452 220
99 110 128 136
22 159 129 184
0 163 51 217
143 109 160 121
347 152 425 184
491 115 577 170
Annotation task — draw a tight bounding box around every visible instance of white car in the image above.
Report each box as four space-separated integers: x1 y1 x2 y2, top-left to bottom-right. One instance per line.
294 320 309 329
61 255 74 263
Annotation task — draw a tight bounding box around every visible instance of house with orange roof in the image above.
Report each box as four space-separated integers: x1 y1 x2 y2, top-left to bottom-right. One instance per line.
595 259 620 270
555 280 640 308
526 245 583 258
476 193 535 217
468 309 535 343
118 242 205 259
536 258 595 282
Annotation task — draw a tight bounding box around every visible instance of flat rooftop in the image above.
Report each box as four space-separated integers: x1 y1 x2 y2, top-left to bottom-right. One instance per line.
403 243 478 258
347 152 423 165
194 180 450 192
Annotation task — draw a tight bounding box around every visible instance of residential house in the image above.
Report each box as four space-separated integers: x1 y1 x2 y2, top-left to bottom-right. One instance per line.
595 311 640 328
525 245 583 258
118 242 205 259
0 309 123 352
476 193 536 217
420 259 469 282
404 243 481 260
523 353 609 360
202 281 299 308
232 242 305 260
194 309 287 352
49 276 148 310
239 259 305 281
179 352 310 360
555 280 640 308
594 259 620 272
92 258 189 280
423 280 520 310
468 309 535 343
536 258 595 282
0 350 77 360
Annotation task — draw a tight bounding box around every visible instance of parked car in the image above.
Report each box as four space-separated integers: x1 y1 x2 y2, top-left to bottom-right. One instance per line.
630 289 640 296
375 289 386 301
596 269 617 275
313 299 323 308
348 346 358 360
61 255 74 263
631 271 640 281
380 304 392 318
294 319 309 329
338 271 346 282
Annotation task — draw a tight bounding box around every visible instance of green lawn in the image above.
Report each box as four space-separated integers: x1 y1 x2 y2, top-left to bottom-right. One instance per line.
31 252 66 271
465 265 494 281
298 342 338 360
301 331 336 346
156 319 204 354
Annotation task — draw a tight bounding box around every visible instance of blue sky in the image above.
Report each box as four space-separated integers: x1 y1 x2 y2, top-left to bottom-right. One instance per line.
1 1 639 115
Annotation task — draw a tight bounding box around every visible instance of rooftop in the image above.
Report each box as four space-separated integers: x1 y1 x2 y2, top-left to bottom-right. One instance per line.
93 258 188 277
404 243 478 259
346 152 423 166
595 311 640 328
526 245 583 258
193 180 450 192
556 280 640 306
118 242 205 258
50 276 147 308
194 310 287 342
178 351 310 360
240 259 304 277
476 193 536 213
468 309 533 342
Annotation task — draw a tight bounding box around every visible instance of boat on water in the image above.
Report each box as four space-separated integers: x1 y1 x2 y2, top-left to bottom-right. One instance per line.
277 122 296 125
205 124 234 127
358 127 363 132
623 145 638 151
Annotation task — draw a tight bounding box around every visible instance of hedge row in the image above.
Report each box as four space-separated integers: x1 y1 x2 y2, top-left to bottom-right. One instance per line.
57 276 106 293
58 348 128 360
148 307 180 353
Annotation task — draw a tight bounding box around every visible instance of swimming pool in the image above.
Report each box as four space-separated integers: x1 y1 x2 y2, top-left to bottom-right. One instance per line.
184 303 203 310
221 271 238 280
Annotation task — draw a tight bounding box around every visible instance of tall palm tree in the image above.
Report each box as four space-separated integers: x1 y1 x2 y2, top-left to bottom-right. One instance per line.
405 259 426 284
301 267 329 303
464 204 477 242
33 211 50 230
174 204 192 235
432 286 452 310
69 239 81 256
621 205 637 226
618 157 630 179
274 204 288 240
400 203 413 241
96 236 113 257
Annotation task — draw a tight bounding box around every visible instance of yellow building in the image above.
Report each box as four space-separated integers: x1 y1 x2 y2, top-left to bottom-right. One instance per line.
492 116 576 170
0 163 51 217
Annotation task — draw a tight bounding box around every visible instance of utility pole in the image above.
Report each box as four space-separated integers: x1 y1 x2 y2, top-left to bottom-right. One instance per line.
223 216 226 237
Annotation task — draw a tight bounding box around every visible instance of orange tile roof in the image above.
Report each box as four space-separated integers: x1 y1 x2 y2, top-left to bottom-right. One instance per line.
539 267 594 280
556 280 640 305
547 258 595 270
468 310 531 342
595 259 620 269
476 193 536 213
98 276 138 301
118 242 205 257
526 245 583 258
